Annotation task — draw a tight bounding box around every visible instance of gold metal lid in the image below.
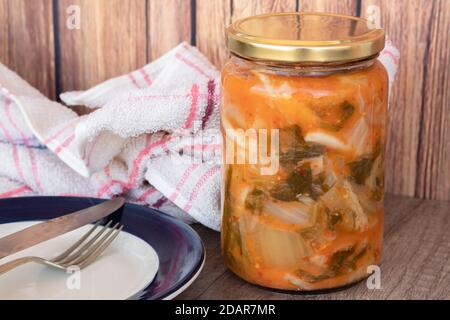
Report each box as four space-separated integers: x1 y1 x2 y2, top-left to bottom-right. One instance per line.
227 12 385 63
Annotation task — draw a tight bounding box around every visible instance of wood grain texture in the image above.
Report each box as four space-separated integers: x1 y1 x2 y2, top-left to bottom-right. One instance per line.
232 0 297 20
361 0 446 199
178 194 450 300
148 0 192 61
0 0 55 98
298 0 359 15
414 0 450 201
196 0 231 68
57 0 147 91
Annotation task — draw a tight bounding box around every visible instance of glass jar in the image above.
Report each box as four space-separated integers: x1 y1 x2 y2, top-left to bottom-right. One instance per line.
221 13 388 291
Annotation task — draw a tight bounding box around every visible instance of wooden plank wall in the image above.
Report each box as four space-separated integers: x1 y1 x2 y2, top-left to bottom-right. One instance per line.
0 0 448 201
0 0 55 98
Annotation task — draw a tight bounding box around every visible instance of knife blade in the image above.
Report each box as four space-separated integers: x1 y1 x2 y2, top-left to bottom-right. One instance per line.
0 197 125 259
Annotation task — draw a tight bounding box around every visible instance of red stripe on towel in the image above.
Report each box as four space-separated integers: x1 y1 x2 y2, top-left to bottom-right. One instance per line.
54 133 75 154
4 99 43 191
151 196 167 209
96 167 126 197
183 166 220 212
382 50 399 64
96 136 168 197
140 68 152 87
0 185 31 198
43 118 78 144
105 165 129 189
138 187 157 202
183 143 221 151
184 84 199 129
201 79 215 129
96 165 128 198
169 163 200 201
128 135 171 187
96 181 116 197
128 93 213 101
128 73 140 88
0 121 26 182
175 53 211 79
96 182 124 198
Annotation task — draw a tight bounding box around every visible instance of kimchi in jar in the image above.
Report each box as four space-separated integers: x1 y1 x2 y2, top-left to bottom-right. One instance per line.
221 13 388 290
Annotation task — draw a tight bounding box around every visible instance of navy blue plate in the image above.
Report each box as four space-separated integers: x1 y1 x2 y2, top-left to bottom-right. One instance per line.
0 196 205 300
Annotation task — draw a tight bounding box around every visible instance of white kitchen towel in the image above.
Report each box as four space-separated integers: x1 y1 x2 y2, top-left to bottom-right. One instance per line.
379 39 400 103
0 41 399 231
0 43 222 229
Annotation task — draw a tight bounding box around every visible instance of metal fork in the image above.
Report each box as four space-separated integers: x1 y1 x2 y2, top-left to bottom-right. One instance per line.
0 220 123 276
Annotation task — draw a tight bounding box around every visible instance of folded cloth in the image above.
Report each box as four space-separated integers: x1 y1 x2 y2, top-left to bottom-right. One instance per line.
0 41 399 231
0 43 221 229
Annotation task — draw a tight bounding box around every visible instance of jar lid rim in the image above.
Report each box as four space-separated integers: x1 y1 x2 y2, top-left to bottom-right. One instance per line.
227 12 385 63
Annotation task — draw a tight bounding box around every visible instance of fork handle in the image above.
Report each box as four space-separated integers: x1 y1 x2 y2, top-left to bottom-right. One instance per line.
0 257 35 275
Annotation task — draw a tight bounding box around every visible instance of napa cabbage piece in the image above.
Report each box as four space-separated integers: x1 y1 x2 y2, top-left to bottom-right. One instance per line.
316 101 355 131
367 155 384 200
263 200 316 228
320 181 368 231
251 71 295 98
284 273 316 290
345 117 370 157
304 116 371 157
240 213 312 270
304 131 350 151
349 182 382 215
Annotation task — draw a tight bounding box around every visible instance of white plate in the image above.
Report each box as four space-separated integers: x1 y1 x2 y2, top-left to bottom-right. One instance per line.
0 221 159 300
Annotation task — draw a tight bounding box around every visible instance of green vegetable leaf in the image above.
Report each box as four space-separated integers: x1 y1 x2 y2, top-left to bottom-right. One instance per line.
244 188 265 213
279 125 325 165
296 244 368 283
326 208 343 230
348 157 374 184
319 101 355 132
329 246 355 273
280 144 325 165
269 182 297 201
289 163 313 194
270 163 314 201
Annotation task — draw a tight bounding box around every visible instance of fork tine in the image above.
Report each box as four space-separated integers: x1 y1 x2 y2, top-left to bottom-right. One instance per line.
78 225 123 269
63 222 120 267
53 220 113 264
52 220 102 262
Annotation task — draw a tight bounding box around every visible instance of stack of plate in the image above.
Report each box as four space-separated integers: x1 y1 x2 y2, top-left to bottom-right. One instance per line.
0 197 205 300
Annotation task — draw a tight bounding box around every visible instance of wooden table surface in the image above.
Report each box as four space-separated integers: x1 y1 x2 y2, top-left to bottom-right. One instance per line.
178 194 450 300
